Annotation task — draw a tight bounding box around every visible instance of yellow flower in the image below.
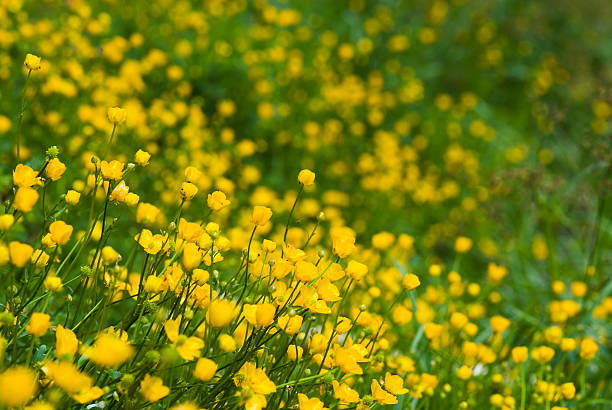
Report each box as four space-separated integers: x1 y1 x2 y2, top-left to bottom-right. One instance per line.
457 365 472 380
107 107 127 124
0 366 38 408
277 314 303 335
180 182 198 200
532 346 555 363
65 190 81 205
136 202 161 225
424 322 442 339
25 400 54 410
182 242 202 270
44 361 92 394
164 318 204 361
219 334 238 352
14 187 39 212
402 273 420 291
13 164 38 187
490 315 510 333
207 191 231 211
371 379 397 405
125 192 140 207
346 260 368 281
580 338 598 360
9 241 33 267
134 149 151 166
234 362 276 395
298 169 316 186
262 239 276 253
560 382 576 399
295 260 319 282
332 232 356 258
193 357 217 382
384 372 409 394
255 303 276 327
250 206 272 226
85 332 134 368
454 236 473 253
207 299 237 328
287 345 303 361
24 53 42 70
332 380 360 404
100 160 124 180
101 246 120 264
44 275 62 292
0 214 14 231
49 220 73 245
55 325 78 359
109 180 130 202
178 218 204 242
184 166 202 183
72 386 104 404
136 229 166 255
297 393 328 410
27 312 51 337
140 374 170 402
511 346 528 363
45 158 66 181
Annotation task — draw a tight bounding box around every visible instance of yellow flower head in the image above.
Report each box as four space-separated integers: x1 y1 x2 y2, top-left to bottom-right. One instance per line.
85 332 134 368
9 241 34 267
193 357 218 382
134 149 151 166
107 107 127 124
180 182 198 200
0 366 38 408
207 191 231 211
65 190 81 205
27 312 51 337
45 158 66 181
55 325 79 359
371 379 397 405
24 53 42 70
251 205 272 226
100 160 124 180
14 187 39 213
140 374 169 402
207 298 237 328
298 169 316 186
49 220 73 245
13 164 38 187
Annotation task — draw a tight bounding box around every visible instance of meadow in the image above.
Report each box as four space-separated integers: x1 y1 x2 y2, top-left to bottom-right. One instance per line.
0 0 611 409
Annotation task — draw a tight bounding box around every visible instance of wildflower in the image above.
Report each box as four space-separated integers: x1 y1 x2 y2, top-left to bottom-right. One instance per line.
332 231 356 258
164 318 204 360
49 220 73 245
27 312 51 337
234 362 276 395
180 182 198 200
402 273 421 290
511 346 528 363
454 236 473 253
424 323 443 339
194 358 217 381
178 218 204 242
101 246 120 264
262 239 276 252
134 149 151 166
0 366 38 407
85 332 134 367
65 190 81 205
45 158 66 181
207 191 231 211
184 166 202 183
136 202 161 225
385 373 409 394
44 361 93 395
24 53 42 70
182 242 202 270
490 315 510 333
287 345 303 360
13 164 38 187
9 241 33 267
109 180 130 202
457 365 472 380
580 338 598 360
335 316 352 334
55 325 78 358
332 380 360 404
140 374 170 402
0 214 14 231
136 229 166 254
532 346 555 363
298 169 316 186
107 107 127 124
100 160 124 180
251 206 272 226
14 187 39 212
346 260 368 281
207 299 237 328
219 334 238 352
371 379 397 405
255 303 276 327
297 393 328 410
125 192 140 206
296 260 319 282
44 275 62 292
560 382 576 399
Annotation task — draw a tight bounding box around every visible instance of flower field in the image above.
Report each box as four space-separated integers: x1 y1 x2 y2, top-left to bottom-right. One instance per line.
0 0 611 409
